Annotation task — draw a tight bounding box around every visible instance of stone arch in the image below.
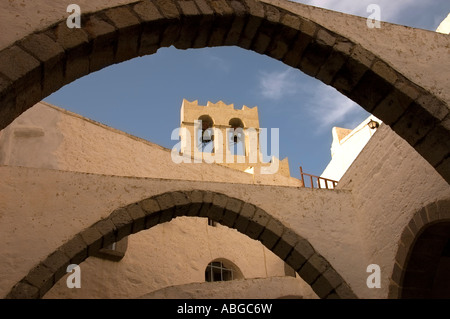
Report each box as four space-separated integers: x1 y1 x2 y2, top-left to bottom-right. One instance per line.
0 0 448 183
389 198 450 298
6 190 356 299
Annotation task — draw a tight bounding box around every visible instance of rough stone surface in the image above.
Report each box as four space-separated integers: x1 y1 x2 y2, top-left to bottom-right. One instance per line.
42 250 71 282
25 264 54 297
110 208 133 240
93 219 117 247
126 203 147 233
298 254 329 285
80 227 103 255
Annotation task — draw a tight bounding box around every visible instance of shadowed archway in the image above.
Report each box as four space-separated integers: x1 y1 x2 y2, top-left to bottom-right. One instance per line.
0 0 448 183
389 198 450 298
6 190 357 299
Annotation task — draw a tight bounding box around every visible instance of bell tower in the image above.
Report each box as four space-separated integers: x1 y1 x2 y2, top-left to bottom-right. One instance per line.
178 99 291 177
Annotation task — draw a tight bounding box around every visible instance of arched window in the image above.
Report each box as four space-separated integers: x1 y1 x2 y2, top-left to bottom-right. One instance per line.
228 118 245 155
205 259 243 282
197 115 214 153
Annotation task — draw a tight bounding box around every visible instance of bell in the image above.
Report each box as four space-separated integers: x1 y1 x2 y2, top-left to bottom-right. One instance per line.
202 129 212 142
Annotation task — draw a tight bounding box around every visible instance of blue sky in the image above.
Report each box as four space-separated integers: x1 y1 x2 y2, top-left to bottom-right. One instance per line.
44 0 449 179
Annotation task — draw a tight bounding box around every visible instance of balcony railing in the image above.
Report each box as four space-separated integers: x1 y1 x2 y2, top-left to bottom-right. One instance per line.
299 166 338 189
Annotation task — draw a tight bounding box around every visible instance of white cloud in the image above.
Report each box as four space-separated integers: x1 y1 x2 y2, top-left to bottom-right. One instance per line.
202 53 230 73
298 0 424 24
258 69 300 100
307 84 365 133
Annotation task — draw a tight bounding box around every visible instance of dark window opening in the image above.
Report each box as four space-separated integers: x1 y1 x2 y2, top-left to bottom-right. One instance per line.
208 218 217 227
205 261 235 282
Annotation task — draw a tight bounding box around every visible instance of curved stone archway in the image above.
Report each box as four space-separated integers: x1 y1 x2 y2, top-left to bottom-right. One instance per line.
0 0 448 183
6 190 357 299
388 198 450 298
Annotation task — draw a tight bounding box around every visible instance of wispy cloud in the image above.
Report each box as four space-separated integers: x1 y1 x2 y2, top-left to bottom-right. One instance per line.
201 53 231 73
258 69 300 100
299 0 426 25
307 84 366 134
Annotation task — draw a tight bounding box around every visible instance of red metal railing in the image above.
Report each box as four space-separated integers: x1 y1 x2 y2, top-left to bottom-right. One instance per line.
299 166 338 189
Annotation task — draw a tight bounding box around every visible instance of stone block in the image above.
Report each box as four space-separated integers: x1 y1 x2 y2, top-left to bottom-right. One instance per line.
221 198 242 227
238 0 264 49
349 69 392 113
141 197 161 215
172 191 192 217
282 31 313 69
105 6 141 63
0 94 15 131
186 190 204 216
234 202 256 234
332 45 375 96
425 201 439 222
221 208 238 228
298 254 329 285
93 219 117 247
179 0 200 16
312 267 344 298
392 101 436 147
15 80 42 116
316 39 353 85
413 212 426 233
84 16 116 73
0 45 41 88
126 203 146 233
133 1 164 21
157 193 176 223
155 0 181 19
435 157 450 185
208 193 228 221
399 226 415 249
264 4 280 23
286 238 314 271
415 124 450 166
388 282 402 299
418 207 430 226
437 199 450 220
416 95 449 122
224 1 247 46
299 29 334 77
19 33 64 96
60 235 88 265
109 208 133 240
246 208 270 240
145 212 161 229
7 282 39 299
50 21 89 51
42 249 71 282
160 23 182 48
372 60 398 85
371 87 412 125
49 22 90 85
395 242 409 267
80 227 103 255
259 218 284 250
407 217 419 236
25 264 54 298
391 262 404 285
198 191 214 217
272 228 298 260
